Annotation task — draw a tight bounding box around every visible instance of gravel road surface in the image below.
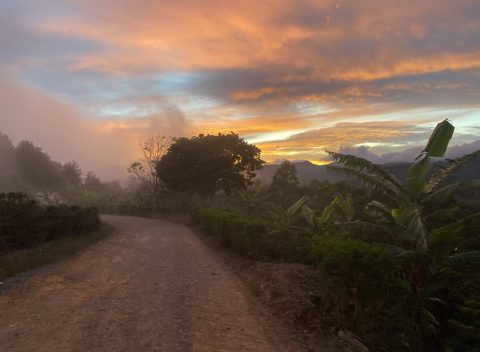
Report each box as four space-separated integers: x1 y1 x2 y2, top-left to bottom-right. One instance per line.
0 215 293 352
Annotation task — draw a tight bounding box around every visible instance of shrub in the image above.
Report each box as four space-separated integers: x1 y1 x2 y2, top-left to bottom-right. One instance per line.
45 205 76 240
0 193 100 251
195 208 267 258
0 193 47 249
71 206 100 233
311 236 411 344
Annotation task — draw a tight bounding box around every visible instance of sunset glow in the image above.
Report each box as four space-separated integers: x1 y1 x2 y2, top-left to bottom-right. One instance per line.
1 0 479 178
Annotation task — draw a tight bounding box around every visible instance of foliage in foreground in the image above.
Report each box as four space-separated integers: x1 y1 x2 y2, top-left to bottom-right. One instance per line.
0 193 100 251
0 223 112 281
192 120 480 352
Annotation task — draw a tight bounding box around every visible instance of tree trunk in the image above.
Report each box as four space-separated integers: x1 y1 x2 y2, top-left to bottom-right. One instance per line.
152 187 157 213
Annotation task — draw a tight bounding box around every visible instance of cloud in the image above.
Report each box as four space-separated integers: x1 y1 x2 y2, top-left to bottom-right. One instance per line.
255 121 480 164
335 140 480 165
1 0 479 168
0 68 190 180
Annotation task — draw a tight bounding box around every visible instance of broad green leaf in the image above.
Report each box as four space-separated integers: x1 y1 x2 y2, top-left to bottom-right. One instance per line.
368 200 392 217
423 119 454 157
391 208 401 220
286 195 310 217
405 156 432 197
319 196 340 224
301 205 317 229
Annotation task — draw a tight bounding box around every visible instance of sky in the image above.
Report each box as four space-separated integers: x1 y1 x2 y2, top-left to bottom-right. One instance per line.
0 0 479 180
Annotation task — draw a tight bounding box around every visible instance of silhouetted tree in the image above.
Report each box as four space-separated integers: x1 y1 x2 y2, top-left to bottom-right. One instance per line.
14 141 62 192
84 171 103 193
128 135 173 212
61 161 83 189
269 160 299 192
156 133 264 202
268 160 301 207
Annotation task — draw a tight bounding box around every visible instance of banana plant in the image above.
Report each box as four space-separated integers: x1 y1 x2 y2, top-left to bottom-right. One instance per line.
264 195 310 230
302 193 355 232
234 186 267 216
327 119 480 252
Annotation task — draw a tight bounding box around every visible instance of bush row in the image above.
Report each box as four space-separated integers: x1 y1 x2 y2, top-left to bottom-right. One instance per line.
0 193 100 250
194 208 267 258
195 208 320 262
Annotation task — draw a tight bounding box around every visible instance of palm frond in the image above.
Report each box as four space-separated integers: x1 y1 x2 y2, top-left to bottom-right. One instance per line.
366 200 394 222
423 179 480 204
426 149 480 192
263 202 287 218
326 150 403 188
328 165 404 199
405 155 432 197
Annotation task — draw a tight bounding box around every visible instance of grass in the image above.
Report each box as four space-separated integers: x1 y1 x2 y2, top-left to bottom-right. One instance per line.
0 223 114 281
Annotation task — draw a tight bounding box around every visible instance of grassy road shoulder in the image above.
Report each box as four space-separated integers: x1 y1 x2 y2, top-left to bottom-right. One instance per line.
0 223 114 281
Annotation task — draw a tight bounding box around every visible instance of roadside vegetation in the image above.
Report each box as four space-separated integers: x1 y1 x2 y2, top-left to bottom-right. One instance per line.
1 121 478 351
188 121 480 352
0 192 107 280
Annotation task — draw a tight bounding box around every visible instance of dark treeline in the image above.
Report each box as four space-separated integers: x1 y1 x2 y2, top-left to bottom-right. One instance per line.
0 131 126 208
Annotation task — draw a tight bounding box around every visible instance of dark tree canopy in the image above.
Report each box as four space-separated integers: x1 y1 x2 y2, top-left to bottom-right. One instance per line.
269 160 299 192
15 140 63 192
61 161 83 189
156 133 264 197
84 171 103 192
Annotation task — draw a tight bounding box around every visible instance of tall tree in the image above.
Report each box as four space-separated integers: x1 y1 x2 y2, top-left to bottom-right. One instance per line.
83 171 103 192
14 140 62 192
61 161 83 189
128 135 172 212
269 160 299 191
268 160 301 207
156 133 264 201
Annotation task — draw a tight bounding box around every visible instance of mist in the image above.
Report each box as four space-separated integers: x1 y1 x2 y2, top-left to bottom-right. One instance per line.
0 68 189 182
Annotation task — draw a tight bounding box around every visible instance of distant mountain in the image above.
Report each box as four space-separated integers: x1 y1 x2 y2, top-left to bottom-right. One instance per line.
255 161 346 186
255 159 479 186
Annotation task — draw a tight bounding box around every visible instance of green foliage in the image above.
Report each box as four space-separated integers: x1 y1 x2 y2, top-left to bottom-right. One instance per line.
311 236 413 346
434 266 480 352
157 133 264 197
0 193 47 249
267 160 301 206
195 208 267 257
423 119 455 157
0 193 100 251
312 237 399 305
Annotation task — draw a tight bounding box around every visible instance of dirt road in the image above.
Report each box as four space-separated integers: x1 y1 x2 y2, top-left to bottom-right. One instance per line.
0 215 293 352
